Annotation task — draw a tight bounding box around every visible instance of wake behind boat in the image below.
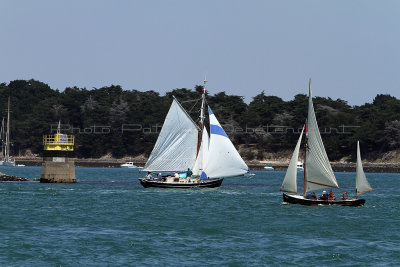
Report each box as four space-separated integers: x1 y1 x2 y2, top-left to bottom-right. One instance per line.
281 80 373 206
138 81 249 188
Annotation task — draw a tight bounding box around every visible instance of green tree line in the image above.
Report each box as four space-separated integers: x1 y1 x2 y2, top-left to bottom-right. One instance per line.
1 79 399 161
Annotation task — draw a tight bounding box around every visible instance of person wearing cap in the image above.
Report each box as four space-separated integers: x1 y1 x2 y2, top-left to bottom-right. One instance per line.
319 190 329 200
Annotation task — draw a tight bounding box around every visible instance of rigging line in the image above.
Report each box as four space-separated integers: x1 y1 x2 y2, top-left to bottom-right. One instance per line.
180 98 202 104
187 98 200 113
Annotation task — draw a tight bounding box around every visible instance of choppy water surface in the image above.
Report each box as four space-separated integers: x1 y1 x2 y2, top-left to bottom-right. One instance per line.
0 167 399 266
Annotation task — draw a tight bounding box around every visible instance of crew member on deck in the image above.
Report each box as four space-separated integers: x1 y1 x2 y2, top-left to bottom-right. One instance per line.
146 172 153 180
341 191 351 200
319 190 329 200
187 168 193 177
329 189 336 200
306 192 317 200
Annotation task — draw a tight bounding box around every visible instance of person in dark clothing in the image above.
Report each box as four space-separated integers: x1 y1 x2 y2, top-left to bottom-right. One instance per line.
186 168 193 177
319 190 329 200
306 192 317 200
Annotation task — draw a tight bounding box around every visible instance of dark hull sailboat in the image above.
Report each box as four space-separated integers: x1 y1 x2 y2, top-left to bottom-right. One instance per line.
139 80 249 189
280 81 372 207
138 177 223 188
283 193 365 206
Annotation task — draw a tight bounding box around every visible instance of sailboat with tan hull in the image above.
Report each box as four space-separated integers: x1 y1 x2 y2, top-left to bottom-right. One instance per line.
281 80 373 206
138 81 249 188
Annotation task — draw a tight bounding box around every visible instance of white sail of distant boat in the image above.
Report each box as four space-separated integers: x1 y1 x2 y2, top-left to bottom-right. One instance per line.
142 98 199 172
281 126 304 193
1 117 5 160
356 141 373 196
201 107 249 178
0 97 15 166
305 85 338 192
192 127 209 176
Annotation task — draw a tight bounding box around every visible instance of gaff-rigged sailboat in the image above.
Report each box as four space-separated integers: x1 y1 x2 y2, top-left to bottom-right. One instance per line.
281 80 372 206
0 97 15 167
138 82 249 188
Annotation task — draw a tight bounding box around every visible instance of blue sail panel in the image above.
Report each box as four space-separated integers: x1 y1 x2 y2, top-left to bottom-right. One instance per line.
210 124 228 138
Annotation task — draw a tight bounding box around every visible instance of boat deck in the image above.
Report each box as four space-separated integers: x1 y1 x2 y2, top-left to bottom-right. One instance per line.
283 193 366 206
138 177 223 188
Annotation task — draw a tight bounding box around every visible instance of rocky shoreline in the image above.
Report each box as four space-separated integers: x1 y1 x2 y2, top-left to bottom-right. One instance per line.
10 157 400 173
0 172 29 181
248 162 400 173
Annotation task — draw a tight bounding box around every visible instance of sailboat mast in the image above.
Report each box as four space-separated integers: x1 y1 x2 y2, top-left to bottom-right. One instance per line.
5 97 10 162
197 79 207 155
303 122 307 196
1 118 4 160
200 79 207 127
303 78 312 196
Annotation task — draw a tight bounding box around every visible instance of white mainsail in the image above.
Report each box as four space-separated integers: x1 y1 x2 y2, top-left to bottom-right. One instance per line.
356 141 373 195
142 98 200 172
281 126 304 193
202 107 248 178
305 85 339 192
192 127 209 176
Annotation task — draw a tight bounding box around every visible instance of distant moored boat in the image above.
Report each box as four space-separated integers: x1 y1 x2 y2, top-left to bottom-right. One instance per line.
120 162 142 169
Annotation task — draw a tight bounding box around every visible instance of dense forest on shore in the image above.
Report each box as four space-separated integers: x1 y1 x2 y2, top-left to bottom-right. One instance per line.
0 79 399 162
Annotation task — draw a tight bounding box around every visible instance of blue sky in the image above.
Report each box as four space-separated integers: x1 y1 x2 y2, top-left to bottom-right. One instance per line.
1 0 399 105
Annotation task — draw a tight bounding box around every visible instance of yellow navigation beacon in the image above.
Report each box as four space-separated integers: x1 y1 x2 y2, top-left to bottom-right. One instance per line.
40 121 76 183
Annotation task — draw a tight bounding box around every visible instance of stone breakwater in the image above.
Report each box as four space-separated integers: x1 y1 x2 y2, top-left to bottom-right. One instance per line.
0 172 29 181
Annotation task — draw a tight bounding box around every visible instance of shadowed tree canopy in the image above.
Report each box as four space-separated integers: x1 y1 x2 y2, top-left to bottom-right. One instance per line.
0 79 399 161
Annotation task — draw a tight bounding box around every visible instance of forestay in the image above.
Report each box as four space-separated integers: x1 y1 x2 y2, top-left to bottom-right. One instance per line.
305 86 339 192
143 98 199 172
192 127 209 176
356 141 373 194
281 126 304 193
202 107 248 178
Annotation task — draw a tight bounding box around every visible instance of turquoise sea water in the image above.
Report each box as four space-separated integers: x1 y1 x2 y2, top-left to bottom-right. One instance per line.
0 166 399 266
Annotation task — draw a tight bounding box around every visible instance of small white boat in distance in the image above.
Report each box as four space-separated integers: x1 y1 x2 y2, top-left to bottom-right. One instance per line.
297 162 304 171
120 162 141 168
264 163 274 171
0 98 15 167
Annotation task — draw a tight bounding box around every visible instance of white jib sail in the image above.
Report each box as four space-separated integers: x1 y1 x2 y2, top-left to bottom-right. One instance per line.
356 141 373 194
143 98 200 172
192 127 209 176
202 107 248 178
306 85 339 192
281 126 304 193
